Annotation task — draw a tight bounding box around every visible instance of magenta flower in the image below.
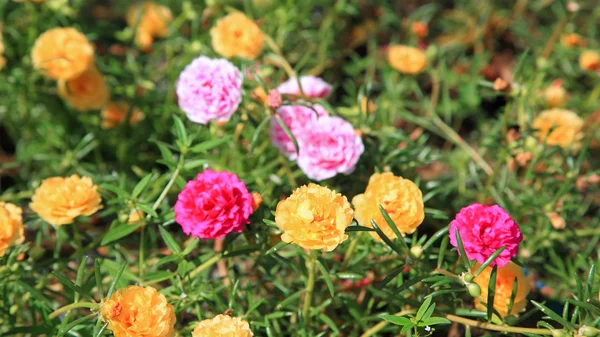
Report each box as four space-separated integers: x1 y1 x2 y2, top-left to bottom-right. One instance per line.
269 104 328 160
176 56 243 124
296 116 364 181
174 170 254 239
449 203 522 267
277 76 332 99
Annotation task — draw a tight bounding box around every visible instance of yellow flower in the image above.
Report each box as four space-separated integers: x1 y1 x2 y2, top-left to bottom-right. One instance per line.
533 109 584 150
126 2 173 52
352 172 424 241
275 184 353 251
579 50 600 71
387 45 427 75
472 262 530 317
210 12 265 60
128 209 145 225
57 65 109 111
101 101 145 129
544 82 566 108
0 202 25 257
31 27 94 80
101 285 176 337
192 314 253 337
29 175 102 226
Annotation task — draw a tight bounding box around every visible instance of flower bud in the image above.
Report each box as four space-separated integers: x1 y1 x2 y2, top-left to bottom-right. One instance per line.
467 282 481 297
462 272 474 283
410 245 423 259
551 329 571 337
9 304 18 315
118 212 129 224
580 326 600 337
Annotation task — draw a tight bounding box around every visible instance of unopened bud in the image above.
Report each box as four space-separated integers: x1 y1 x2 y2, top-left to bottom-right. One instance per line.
467 282 481 297
580 326 600 337
9 304 18 315
551 329 571 337
410 246 423 259
118 212 129 224
462 272 474 283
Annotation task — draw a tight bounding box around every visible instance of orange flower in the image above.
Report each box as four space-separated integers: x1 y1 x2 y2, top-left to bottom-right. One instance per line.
0 202 25 257
387 45 427 75
192 314 253 337
101 285 176 337
579 50 600 71
0 26 6 71
544 81 566 108
472 262 530 317
101 101 145 129
57 65 109 111
251 192 263 211
126 2 173 52
533 109 584 150
210 12 265 60
128 209 145 225
275 184 353 251
560 33 585 47
411 21 429 39
360 96 376 114
352 172 424 241
31 27 94 80
30 175 102 226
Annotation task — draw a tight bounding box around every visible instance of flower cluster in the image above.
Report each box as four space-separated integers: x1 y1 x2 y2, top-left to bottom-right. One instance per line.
270 76 363 181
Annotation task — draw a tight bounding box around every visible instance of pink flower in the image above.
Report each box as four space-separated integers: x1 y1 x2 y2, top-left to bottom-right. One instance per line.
296 116 364 181
269 104 328 160
277 76 332 99
176 56 243 124
174 170 253 239
267 89 282 109
449 203 522 268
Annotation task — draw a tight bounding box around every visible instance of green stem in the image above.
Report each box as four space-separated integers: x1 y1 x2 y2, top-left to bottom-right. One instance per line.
149 157 183 216
342 234 361 270
189 254 222 279
139 225 146 278
49 302 99 320
445 314 553 335
302 250 318 325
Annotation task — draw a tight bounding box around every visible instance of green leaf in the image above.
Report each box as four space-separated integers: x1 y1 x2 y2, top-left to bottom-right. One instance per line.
173 116 188 145
52 271 85 297
378 205 410 254
189 137 231 153
474 246 506 277
159 226 181 254
263 219 277 227
132 173 154 199
420 317 451 326
370 219 404 256
93 321 109 337
182 238 200 255
376 265 404 289
57 313 97 337
416 296 433 321
454 228 471 269
422 226 449 251
107 261 127 298
101 224 140 245
531 301 574 329
251 117 271 151
487 266 497 321
75 256 88 302
144 271 174 283
380 314 412 326
345 225 375 232
265 241 289 255
437 236 449 268
315 260 335 297
94 259 104 299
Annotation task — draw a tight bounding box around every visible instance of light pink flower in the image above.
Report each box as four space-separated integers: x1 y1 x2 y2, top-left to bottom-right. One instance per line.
296 116 364 181
277 76 332 99
267 90 282 109
449 203 522 268
269 104 328 160
176 56 243 124
174 170 253 239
